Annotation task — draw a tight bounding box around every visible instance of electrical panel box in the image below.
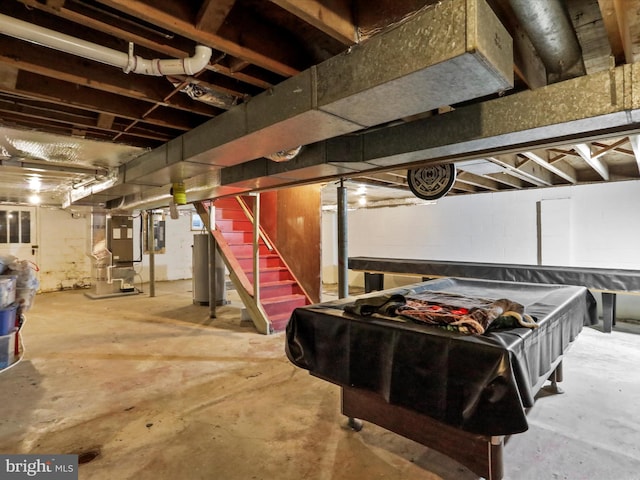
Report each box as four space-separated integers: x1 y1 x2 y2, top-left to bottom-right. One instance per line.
144 212 166 254
108 215 134 266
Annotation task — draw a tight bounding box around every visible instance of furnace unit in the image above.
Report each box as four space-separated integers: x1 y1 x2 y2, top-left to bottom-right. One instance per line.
86 213 138 299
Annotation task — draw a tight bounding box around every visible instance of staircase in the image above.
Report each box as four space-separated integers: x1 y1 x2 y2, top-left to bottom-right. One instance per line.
196 197 311 333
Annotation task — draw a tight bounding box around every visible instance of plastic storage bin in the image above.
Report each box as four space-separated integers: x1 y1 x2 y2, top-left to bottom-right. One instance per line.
0 275 17 309
0 305 16 336
0 331 15 369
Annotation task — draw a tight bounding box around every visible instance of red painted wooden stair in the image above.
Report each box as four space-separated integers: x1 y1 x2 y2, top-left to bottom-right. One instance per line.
203 197 312 333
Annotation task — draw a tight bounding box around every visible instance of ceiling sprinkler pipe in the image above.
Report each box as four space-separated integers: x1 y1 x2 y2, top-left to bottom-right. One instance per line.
0 12 211 76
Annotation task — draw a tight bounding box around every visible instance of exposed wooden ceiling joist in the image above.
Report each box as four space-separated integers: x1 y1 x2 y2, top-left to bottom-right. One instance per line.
269 0 358 45
573 143 610 180
487 155 553 187
16 0 277 89
95 0 301 77
456 171 501 191
195 0 236 33
521 150 578 184
629 135 640 174
597 0 633 64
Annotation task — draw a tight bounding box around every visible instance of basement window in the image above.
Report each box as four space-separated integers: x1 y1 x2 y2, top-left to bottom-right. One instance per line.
0 210 31 244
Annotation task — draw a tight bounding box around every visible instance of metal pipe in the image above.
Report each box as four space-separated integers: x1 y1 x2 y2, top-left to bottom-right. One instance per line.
0 12 211 76
147 210 155 297
252 194 261 304
337 179 349 299
508 0 585 82
207 204 216 318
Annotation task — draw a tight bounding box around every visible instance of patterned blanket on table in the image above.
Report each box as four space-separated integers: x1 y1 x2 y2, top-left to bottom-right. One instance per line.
344 290 537 334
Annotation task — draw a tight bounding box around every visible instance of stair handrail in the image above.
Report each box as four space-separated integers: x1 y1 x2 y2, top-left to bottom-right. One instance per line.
236 195 315 305
234 197 273 251
197 201 272 333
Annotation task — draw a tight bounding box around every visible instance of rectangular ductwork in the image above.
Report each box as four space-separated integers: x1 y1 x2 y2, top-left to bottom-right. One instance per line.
183 0 512 167
84 0 513 203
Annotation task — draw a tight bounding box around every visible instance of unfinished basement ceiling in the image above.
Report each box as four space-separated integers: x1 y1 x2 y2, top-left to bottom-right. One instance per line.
0 0 639 209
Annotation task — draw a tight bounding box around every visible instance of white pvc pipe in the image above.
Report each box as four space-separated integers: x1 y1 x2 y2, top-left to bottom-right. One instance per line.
0 12 212 76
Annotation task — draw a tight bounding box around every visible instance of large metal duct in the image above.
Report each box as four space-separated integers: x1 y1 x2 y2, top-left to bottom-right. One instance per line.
509 0 586 83
73 0 513 206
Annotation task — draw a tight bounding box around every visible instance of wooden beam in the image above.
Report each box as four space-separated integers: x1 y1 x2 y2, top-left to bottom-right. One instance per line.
0 108 168 143
17 0 276 89
487 155 553 187
597 0 625 64
456 171 500 191
95 0 300 77
45 0 66 7
269 0 357 45
573 143 609 180
228 57 250 73
97 113 116 129
629 135 640 175
349 177 410 192
4 70 196 132
196 0 236 33
0 37 220 117
597 0 633 64
452 182 477 193
591 138 629 159
0 64 18 90
521 151 577 184
486 171 524 189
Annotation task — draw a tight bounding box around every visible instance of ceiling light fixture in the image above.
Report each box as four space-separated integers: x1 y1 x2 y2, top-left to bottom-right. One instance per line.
28 175 42 192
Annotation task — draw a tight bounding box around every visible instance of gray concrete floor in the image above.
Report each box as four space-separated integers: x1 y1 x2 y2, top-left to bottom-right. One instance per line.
1 280 640 480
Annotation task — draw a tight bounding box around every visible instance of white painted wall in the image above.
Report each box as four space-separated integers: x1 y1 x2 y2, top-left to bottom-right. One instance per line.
135 211 195 283
38 207 92 291
322 211 339 285
322 180 640 320
34 207 196 292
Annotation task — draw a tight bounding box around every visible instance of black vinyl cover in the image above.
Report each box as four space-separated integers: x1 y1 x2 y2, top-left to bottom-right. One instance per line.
349 257 640 292
285 278 597 436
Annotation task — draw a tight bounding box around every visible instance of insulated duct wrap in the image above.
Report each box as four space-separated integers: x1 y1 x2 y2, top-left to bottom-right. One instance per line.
84 0 513 205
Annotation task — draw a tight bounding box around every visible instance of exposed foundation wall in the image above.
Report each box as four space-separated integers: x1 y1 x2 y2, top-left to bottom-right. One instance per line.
35 208 195 292
322 180 640 320
38 207 92 292
135 211 195 284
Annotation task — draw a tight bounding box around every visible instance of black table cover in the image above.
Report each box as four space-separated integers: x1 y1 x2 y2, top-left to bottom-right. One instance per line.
285 277 597 436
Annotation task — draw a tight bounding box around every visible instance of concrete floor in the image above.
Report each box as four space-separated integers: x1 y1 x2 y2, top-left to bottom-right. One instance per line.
1 280 640 480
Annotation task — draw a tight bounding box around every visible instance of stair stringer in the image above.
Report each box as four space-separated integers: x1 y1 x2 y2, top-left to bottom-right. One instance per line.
235 196 314 306
195 202 272 334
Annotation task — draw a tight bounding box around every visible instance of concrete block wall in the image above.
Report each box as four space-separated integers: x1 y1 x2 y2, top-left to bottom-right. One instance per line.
134 211 195 283
38 207 92 292
322 180 640 320
34 207 196 292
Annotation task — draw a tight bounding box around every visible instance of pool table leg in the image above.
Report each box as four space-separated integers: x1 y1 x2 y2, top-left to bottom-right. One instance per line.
341 386 504 480
601 292 616 333
364 272 384 293
542 362 564 394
